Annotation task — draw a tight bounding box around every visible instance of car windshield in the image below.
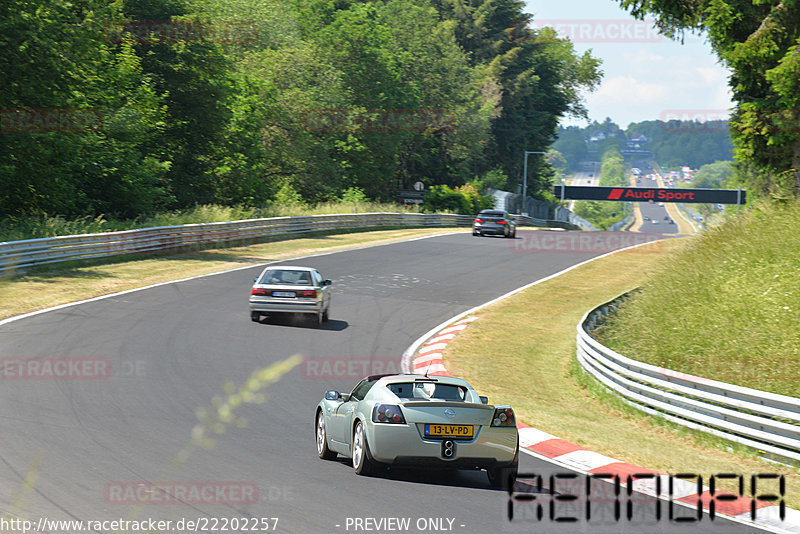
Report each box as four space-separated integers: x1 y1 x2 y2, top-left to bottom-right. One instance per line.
259 269 313 285
479 211 504 218
388 382 467 401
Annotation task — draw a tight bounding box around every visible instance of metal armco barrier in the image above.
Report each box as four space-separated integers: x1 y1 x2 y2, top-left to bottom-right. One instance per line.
577 292 800 466
0 212 575 276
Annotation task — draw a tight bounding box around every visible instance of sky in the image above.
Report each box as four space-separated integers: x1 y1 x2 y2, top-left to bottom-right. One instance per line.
525 0 734 129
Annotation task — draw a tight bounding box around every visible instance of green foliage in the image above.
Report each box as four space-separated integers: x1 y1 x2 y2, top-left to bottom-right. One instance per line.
572 201 628 230
545 149 568 178
423 185 471 214
572 144 629 229
615 0 800 197
625 120 733 169
1 0 601 221
555 119 734 171
598 146 627 187
457 183 495 213
339 187 368 204
469 168 510 192
596 199 800 397
692 160 733 189
272 183 305 207
422 184 492 214
552 126 589 170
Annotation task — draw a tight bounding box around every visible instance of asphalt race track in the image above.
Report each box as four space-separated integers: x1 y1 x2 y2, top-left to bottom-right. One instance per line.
0 232 764 534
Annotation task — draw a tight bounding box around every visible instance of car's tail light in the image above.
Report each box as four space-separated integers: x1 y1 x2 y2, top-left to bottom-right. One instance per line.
474 218 484 223
372 404 406 424
298 290 317 298
497 220 507 224
251 288 268 296
491 407 515 427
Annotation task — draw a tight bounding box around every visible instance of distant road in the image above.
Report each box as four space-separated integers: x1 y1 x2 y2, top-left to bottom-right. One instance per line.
566 162 601 210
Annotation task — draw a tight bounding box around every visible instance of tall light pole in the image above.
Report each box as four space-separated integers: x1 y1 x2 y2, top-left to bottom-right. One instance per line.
522 151 546 216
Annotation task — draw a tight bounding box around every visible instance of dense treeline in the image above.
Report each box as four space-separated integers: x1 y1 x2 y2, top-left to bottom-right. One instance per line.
615 0 800 199
625 120 733 169
0 0 601 220
552 118 733 171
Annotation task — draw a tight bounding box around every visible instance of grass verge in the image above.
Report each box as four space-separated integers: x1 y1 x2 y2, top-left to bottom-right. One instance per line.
0 227 460 321
443 237 800 509
596 200 800 397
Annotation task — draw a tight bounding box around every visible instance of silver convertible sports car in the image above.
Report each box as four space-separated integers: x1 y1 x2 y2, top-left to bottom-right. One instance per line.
315 373 519 488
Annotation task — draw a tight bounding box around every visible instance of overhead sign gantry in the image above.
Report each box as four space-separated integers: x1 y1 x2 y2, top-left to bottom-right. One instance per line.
553 185 746 205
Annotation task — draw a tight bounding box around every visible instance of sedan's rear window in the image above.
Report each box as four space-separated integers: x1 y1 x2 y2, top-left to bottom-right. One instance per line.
479 211 505 218
259 269 313 285
388 382 467 401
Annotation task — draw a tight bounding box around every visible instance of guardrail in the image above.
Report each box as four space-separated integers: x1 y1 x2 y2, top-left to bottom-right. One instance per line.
0 211 576 277
0 213 475 276
577 292 800 466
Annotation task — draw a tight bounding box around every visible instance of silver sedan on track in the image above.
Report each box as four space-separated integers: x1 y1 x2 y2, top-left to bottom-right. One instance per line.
249 266 332 326
472 210 517 238
315 374 519 488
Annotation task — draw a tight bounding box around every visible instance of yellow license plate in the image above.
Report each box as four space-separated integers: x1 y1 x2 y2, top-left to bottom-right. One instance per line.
424 424 473 439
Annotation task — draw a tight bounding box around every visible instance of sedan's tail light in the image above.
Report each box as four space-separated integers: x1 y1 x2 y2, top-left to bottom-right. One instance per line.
298 290 317 298
372 404 406 424
251 288 268 296
474 218 484 223
497 220 507 224
491 407 515 427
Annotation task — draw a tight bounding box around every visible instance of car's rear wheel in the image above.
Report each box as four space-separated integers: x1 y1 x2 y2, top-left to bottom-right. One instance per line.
316 410 337 460
322 306 329 322
352 421 375 475
487 440 519 490
250 311 261 322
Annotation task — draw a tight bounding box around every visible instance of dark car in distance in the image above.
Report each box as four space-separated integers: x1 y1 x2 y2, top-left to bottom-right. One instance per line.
472 210 516 238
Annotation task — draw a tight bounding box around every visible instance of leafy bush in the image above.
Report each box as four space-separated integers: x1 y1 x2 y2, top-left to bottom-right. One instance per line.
423 184 494 214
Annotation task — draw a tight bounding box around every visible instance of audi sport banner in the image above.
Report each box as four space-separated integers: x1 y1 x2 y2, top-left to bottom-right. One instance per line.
553 185 746 204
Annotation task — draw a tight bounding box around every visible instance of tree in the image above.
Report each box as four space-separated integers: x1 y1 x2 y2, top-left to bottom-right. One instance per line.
693 161 733 189
616 0 800 198
0 0 170 217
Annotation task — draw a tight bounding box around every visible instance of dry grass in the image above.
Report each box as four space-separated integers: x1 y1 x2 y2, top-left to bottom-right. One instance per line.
444 237 800 509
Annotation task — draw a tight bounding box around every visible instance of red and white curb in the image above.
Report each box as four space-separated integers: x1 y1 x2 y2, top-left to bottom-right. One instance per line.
408 316 800 534
410 316 478 376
